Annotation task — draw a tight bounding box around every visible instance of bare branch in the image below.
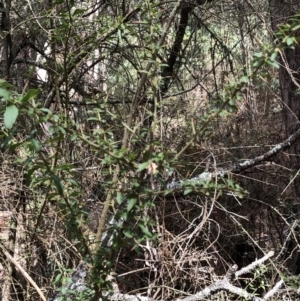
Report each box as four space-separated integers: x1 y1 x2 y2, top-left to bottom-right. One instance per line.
49 251 285 301
167 127 300 189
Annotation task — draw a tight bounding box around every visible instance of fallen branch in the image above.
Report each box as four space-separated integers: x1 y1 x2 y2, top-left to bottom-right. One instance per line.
0 244 47 301
167 127 300 189
49 251 286 301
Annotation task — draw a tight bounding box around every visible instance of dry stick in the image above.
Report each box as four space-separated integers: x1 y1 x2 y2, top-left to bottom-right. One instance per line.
91 0 185 254
0 245 47 301
178 251 276 301
96 252 279 301
168 126 300 189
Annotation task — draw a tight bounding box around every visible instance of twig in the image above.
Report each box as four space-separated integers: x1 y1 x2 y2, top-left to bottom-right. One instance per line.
0 244 47 301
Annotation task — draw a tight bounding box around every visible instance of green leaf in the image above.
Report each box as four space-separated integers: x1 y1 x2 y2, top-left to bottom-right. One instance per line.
71 134 77 141
270 52 278 61
267 60 280 69
121 211 128 221
127 197 137 211
4 105 19 129
0 80 13 89
241 75 249 83
123 229 133 238
31 138 42 152
117 29 122 43
53 273 62 284
72 8 85 16
253 52 263 58
116 192 123 205
184 187 193 195
292 24 300 31
58 126 66 136
137 161 149 172
40 108 52 114
65 178 78 186
0 88 10 101
139 224 152 237
50 173 63 195
20 89 41 102
286 37 294 46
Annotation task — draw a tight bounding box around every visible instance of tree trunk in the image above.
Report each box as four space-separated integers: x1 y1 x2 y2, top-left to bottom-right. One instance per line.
269 0 300 274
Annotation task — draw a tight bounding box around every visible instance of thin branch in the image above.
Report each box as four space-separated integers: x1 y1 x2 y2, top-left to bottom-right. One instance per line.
0 244 47 301
167 126 300 189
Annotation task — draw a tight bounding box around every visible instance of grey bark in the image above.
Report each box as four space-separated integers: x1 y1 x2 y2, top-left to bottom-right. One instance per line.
269 0 300 274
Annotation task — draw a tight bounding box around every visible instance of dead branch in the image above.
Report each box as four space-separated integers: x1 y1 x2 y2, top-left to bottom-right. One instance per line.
48 251 286 301
167 126 300 189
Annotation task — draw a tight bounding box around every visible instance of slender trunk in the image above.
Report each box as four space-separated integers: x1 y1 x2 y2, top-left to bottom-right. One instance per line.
269 0 300 274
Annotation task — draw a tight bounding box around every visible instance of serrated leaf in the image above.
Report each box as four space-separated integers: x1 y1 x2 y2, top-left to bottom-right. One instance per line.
0 88 10 100
127 197 137 211
4 105 19 129
20 89 41 102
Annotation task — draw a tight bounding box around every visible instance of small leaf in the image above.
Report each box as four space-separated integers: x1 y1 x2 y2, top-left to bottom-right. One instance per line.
117 29 122 43
121 211 128 221
71 134 77 141
116 192 123 205
72 8 85 16
40 108 52 114
286 37 294 46
270 52 278 61
241 75 249 83
139 224 152 237
53 273 62 284
253 52 263 58
0 88 10 100
137 161 149 172
184 187 193 195
127 197 137 212
292 24 300 31
65 178 78 186
4 105 19 129
58 126 66 136
123 229 133 238
31 138 42 152
267 60 280 69
20 89 41 102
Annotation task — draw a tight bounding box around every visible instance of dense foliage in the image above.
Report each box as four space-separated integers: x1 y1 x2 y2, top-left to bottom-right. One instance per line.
0 0 300 300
